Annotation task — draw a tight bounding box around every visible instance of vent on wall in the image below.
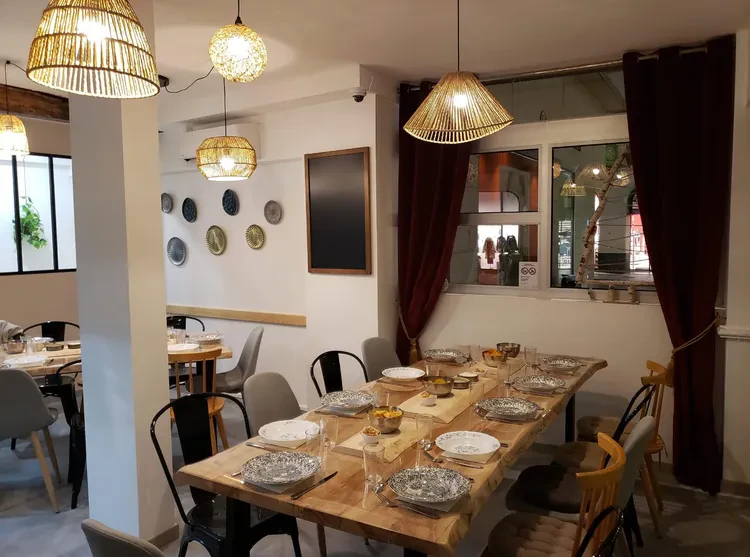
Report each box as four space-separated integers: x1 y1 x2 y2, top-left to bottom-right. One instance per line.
178 123 260 162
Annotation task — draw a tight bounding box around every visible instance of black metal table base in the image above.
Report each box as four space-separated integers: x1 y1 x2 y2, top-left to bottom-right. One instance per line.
565 393 576 443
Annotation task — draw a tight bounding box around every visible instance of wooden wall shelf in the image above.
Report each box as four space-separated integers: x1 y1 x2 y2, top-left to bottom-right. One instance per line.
166 305 306 328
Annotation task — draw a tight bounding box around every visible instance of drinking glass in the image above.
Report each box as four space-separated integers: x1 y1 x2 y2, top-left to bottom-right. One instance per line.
176 329 186 345
319 416 339 449
305 428 323 462
524 346 538 372
425 362 440 377
416 414 433 448
375 391 391 407
468 381 485 429
468 344 483 364
363 444 385 487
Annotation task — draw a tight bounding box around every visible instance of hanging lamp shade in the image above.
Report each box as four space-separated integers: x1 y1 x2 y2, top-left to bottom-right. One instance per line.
0 115 30 156
209 21 267 83
196 136 257 181
26 0 159 98
403 72 513 144
561 178 586 197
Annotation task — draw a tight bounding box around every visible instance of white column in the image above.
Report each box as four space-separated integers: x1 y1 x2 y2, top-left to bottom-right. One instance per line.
69 0 174 539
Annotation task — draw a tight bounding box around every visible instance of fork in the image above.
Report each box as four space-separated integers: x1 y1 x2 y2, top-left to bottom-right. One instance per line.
421 444 483 470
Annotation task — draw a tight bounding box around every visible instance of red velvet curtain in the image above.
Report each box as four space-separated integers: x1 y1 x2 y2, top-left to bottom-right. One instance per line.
397 82 472 362
623 35 735 494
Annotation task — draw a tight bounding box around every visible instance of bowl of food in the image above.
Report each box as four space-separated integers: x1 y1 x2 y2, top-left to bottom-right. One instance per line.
4 340 25 354
452 376 471 390
361 426 381 444
45 342 65 352
422 376 455 397
368 406 404 434
497 343 521 358
67 340 81 350
482 348 508 368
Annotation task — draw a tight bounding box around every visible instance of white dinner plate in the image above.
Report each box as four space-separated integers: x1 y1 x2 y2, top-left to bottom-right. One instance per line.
2 354 49 368
436 431 501 461
382 367 426 382
167 343 200 353
259 420 320 447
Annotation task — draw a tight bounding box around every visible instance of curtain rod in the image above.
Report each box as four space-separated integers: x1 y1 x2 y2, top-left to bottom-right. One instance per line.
403 45 709 91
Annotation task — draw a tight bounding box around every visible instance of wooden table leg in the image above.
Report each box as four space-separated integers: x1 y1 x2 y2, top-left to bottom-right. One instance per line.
225 497 252 557
565 393 576 443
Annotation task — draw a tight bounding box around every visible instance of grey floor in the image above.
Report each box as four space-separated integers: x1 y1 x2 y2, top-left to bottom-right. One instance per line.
2 397 750 557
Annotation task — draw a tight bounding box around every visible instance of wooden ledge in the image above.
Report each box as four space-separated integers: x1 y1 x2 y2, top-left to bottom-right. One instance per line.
167 304 306 327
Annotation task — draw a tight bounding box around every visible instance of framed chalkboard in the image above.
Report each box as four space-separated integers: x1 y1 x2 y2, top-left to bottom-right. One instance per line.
304 147 371 274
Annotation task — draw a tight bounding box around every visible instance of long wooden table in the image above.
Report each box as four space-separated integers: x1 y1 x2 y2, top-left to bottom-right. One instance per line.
176 355 607 557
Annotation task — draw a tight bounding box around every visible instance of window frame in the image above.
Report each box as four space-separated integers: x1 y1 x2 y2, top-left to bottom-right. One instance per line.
0 152 76 277
448 114 659 304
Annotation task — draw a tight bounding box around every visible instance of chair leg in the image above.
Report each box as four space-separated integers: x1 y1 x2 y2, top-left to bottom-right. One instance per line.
644 453 664 512
209 417 217 455
10 438 17 450
30 431 59 513
216 412 229 451
625 495 643 548
640 464 662 539
317 523 328 557
177 537 191 557
42 427 62 483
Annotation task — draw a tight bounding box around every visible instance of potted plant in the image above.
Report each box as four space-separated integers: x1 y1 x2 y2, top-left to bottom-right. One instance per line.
13 196 47 249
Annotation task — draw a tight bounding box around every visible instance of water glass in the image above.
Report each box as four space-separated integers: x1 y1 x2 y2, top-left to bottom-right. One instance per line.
176 329 186 344
375 391 391 407
468 344 483 363
524 346 538 371
363 444 385 487
319 416 338 449
416 414 433 448
305 427 323 462
425 362 440 377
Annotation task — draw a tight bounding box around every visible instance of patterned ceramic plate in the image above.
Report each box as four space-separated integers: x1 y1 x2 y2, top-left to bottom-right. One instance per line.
161 192 173 213
382 367 425 381
513 374 566 393
388 467 471 504
538 357 583 374
423 348 467 364
222 189 240 216
476 397 541 420
245 224 265 249
436 431 500 457
264 200 283 224
259 420 320 445
206 225 227 255
182 198 197 223
320 390 375 410
167 343 200 353
241 452 320 485
167 237 186 266
188 332 223 346
1 354 49 369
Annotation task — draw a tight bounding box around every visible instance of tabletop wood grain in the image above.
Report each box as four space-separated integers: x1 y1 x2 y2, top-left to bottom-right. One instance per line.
176 355 607 557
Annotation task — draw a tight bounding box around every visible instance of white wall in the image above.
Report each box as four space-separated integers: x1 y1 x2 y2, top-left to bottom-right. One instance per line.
160 95 398 407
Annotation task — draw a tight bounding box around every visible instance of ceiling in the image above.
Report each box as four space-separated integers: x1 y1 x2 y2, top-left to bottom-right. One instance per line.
2 0 749 110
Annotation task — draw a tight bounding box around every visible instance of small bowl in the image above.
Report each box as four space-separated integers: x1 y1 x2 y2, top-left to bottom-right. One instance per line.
367 406 404 434
68 341 81 350
482 350 508 368
361 426 381 444
459 371 479 382
4 340 25 355
422 376 455 397
45 342 65 352
452 376 470 390
420 393 437 406
497 343 521 358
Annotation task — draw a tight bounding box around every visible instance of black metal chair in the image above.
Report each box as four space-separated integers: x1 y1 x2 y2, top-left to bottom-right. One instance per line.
575 505 624 557
309 350 368 398
167 315 206 331
22 321 79 342
150 393 302 557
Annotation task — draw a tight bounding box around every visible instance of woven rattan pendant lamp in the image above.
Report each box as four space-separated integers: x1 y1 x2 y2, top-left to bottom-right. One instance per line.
209 0 267 83
403 0 513 144
196 79 257 181
26 0 159 99
0 62 30 157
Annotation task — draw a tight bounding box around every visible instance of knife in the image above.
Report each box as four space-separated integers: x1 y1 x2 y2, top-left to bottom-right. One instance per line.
442 456 485 470
245 441 285 452
398 501 441 519
290 471 338 500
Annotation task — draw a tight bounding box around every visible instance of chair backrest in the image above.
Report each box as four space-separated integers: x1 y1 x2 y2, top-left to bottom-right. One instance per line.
45 359 81 385
572 433 626 555
361 337 401 381
243 372 301 437
150 392 251 524
643 360 670 444
166 315 206 331
310 350 368 398
616 416 655 508
573 506 624 557
82 519 165 557
610 382 656 444
22 320 79 342
0 368 55 438
168 346 222 398
237 326 264 383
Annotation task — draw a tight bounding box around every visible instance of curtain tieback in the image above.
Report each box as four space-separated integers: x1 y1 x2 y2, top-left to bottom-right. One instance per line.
666 314 721 385
398 302 427 365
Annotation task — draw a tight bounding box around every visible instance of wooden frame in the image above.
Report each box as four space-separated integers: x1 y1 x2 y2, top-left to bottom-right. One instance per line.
304 147 372 275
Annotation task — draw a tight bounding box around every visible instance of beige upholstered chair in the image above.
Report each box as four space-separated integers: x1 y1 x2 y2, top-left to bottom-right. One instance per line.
215 326 264 393
82 519 165 557
361 336 401 381
0 368 61 512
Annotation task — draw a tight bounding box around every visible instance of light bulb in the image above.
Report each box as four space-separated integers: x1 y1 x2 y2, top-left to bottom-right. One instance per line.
616 171 624 179
77 19 110 43
592 167 600 176
220 156 235 172
226 36 251 58
452 93 468 109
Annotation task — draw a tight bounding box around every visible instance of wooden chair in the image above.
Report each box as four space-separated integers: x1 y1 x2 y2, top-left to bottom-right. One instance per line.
484 433 626 557
168 346 227 454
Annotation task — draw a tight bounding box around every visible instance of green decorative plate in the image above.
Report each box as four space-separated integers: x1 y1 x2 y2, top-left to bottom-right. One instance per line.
245 224 265 249
206 225 227 255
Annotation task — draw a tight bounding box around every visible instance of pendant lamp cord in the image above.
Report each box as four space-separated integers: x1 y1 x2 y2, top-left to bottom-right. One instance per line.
456 0 460 71
222 78 228 136
4 61 9 115
235 0 242 24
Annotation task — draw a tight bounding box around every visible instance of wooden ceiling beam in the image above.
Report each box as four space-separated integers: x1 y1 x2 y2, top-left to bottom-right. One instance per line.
1 84 69 122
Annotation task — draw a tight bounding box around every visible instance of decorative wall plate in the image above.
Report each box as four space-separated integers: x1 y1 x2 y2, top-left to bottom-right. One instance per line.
182 198 197 222
161 192 173 213
167 237 187 266
206 225 227 255
245 224 265 249
264 200 283 224
222 189 239 215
